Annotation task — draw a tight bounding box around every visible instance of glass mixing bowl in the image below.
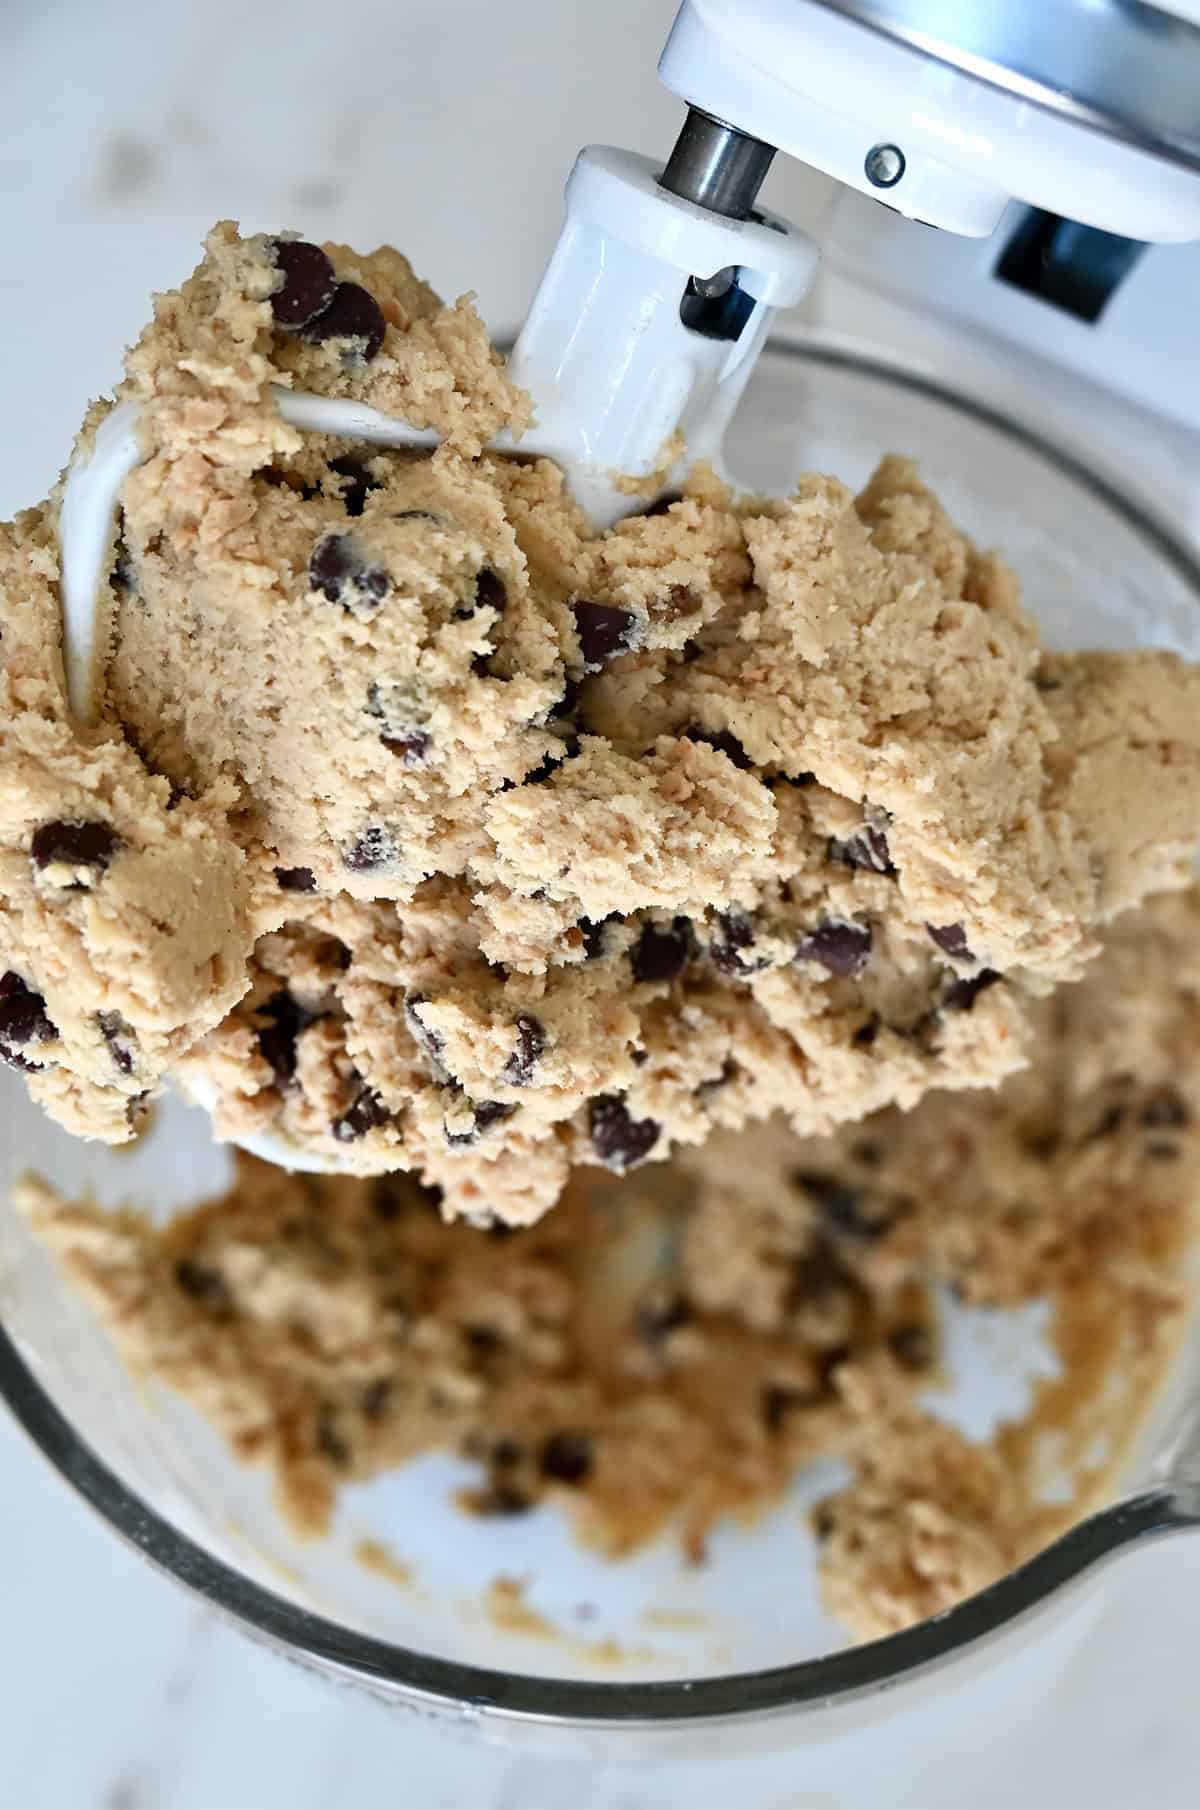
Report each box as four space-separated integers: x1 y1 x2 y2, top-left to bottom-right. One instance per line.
2 337 1200 1749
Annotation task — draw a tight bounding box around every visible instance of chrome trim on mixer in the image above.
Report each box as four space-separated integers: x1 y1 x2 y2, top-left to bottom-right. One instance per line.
808 0 1200 174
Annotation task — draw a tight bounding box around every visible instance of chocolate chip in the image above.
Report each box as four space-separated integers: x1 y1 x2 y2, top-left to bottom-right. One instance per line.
475 567 507 613
502 1014 545 1087
942 969 1002 1012
683 724 753 770
445 1099 516 1148
275 865 317 893
257 990 318 1087
889 1324 934 1370
381 729 433 765
795 920 872 979
174 1257 229 1307
298 281 386 359
588 1094 660 1170
343 826 393 872
580 914 618 961
792 1169 890 1241
31 819 120 878
97 1011 134 1075
328 455 380 518
571 599 637 670
309 533 391 610
635 1292 691 1345
309 533 357 601
829 824 896 878
1140 1090 1190 1130
269 239 337 329
332 1088 391 1142
710 909 769 978
762 1383 822 1432
852 1015 880 1048
540 1431 593 1485
0 972 57 1058
631 920 690 985
360 1379 392 1420
1034 672 1063 694
928 922 973 961
464 1323 504 1357
404 994 446 1071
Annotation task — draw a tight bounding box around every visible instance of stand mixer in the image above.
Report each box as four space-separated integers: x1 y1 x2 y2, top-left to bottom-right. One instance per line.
58 0 1200 1174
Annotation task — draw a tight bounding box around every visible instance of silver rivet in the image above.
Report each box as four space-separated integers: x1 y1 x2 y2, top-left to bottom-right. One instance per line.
865 143 905 188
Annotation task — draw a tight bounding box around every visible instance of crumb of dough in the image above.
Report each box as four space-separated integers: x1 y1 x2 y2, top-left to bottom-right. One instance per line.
20 893 1199 1638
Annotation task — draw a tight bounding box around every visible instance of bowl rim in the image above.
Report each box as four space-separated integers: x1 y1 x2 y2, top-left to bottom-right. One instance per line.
5 333 1200 1727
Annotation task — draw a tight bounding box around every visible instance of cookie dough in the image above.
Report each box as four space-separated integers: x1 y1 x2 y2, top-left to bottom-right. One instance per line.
4 222 1200 1218
22 891 1200 1637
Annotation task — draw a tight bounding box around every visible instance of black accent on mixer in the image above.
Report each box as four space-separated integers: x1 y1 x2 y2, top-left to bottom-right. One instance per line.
994 208 1148 325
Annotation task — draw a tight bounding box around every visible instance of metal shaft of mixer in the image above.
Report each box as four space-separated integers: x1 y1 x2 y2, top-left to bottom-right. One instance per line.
659 106 777 220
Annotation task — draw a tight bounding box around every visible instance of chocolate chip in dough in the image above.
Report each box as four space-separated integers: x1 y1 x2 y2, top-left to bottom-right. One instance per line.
580 914 618 961
97 1010 134 1076
829 824 896 878
331 1088 392 1142
343 826 393 872
309 533 391 609
31 819 120 879
795 920 872 979
328 455 380 518
631 920 690 984
501 1014 545 1087
588 1094 661 1170
257 991 318 1087
927 922 974 961
444 1098 516 1147
299 281 387 359
942 969 1002 1013
381 729 432 765
571 599 637 670
710 909 769 978
269 239 337 329
540 1431 593 1485
0 971 57 1056
275 865 317 893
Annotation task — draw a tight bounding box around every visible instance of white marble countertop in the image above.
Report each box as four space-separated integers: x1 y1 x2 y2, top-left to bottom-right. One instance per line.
3 2 1200 1804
